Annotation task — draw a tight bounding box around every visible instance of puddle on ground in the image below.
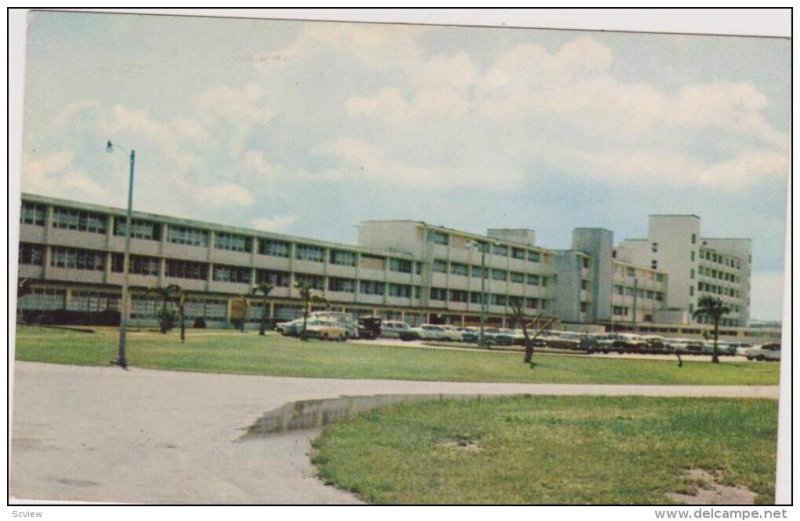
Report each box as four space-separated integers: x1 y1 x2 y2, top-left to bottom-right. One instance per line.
666 468 758 505
242 394 486 438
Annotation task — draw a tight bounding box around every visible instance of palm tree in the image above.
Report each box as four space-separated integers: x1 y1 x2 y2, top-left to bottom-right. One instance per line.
294 279 328 339
692 295 731 364
252 281 274 336
148 284 182 334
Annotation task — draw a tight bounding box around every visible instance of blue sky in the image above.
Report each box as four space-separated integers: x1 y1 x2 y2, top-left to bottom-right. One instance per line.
17 11 790 320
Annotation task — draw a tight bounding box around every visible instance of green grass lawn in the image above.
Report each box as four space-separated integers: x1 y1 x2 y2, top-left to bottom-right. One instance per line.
13 325 779 385
311 395 778 504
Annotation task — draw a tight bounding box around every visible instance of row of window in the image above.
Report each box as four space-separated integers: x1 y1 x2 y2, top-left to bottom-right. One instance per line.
700 249 743 269
614 264 666 282
699 266 741 283
698 282 741 299
20 244 555 294
431 259 549 284
613 285 665 301
426 229 545 263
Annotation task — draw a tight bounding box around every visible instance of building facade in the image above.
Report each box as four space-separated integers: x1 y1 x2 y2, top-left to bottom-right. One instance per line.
615 215 751 327
17 194 556 328
16 194 759 336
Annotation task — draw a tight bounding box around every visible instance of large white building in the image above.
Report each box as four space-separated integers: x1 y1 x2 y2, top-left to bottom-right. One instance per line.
16 194 769 340
615 215 751 328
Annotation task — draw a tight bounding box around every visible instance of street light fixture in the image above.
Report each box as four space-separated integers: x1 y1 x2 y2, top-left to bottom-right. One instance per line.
468 239 490 347
106 140 135 369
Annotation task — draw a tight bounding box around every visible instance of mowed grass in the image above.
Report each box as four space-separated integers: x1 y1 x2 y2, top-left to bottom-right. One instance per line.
13 326 779 385
311 395 778 504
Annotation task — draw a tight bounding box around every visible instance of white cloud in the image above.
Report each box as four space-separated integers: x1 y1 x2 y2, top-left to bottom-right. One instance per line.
318 137 521 188
251 214 298 232
340 35 789 192
54 99 100 127
253 22 424 71
22 150 109 201
243 150 282 182
189 181 255 209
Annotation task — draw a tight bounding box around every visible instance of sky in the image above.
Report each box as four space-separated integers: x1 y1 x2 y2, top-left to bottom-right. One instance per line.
15 10 790 321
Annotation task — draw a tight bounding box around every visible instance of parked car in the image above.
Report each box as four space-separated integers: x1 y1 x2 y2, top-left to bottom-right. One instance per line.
702 341 736 356
276 318 304 337
685 340 705 354
309 311 358 338
596 333 626 353
303 319 347 341
381 320 412 338
488 329 517 347
457 327 478 343
547 331 582 350
401 324 448 341
357 317 382 340
745 343 781 361
613 333 650 353
440 325 463 342
663 337 692 353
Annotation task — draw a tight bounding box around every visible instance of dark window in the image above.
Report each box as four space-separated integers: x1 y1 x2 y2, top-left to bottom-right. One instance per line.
491 269 507 282
213 264 251 283
114 218 161 240
429 287 447 301
330 250 357 266
389 258 413 273
429 230 449 245
387 283 411 298
328 277 356 292
215 232 252 252
359 280 385 296
111 254 160 275
294 273 324 290
296 244 324 262
20 202 46 225
166 260 208 280
50 247 105 271
255 269 290 287
167 226 209 247
450 262 469 276
432 259 448 273
259 239 290 258
18 243 44 265
449 289 468 303
52 207 107 233
492 244 508 257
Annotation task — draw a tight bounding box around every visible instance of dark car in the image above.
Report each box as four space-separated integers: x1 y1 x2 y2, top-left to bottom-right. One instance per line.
358 317 382 340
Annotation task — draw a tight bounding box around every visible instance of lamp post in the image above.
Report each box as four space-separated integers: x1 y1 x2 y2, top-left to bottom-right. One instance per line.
106 140 135 369
468 240 489 346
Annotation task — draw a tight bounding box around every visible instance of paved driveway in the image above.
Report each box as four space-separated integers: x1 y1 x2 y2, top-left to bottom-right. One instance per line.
9 362 779 505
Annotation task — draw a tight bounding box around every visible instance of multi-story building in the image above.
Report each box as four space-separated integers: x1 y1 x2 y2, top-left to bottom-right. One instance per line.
16 194 556 328
615 215 751 327
15 194 762 338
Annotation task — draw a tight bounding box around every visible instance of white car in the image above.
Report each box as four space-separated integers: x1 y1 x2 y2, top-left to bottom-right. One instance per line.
745 343 781 361
440 325 463 342
380 320 412 338
401 324 448 341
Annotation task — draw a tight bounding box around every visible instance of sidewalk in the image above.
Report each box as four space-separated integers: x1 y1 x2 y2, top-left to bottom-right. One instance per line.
9 362 779 505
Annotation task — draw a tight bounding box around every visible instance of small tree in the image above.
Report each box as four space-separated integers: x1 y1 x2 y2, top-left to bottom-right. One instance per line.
509 302 557 367
148 284 182 334
17 278 32 324
252 281 274 336
692 295 731 364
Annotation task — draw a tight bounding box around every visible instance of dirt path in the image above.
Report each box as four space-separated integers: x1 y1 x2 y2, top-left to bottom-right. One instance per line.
9 362 779 505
